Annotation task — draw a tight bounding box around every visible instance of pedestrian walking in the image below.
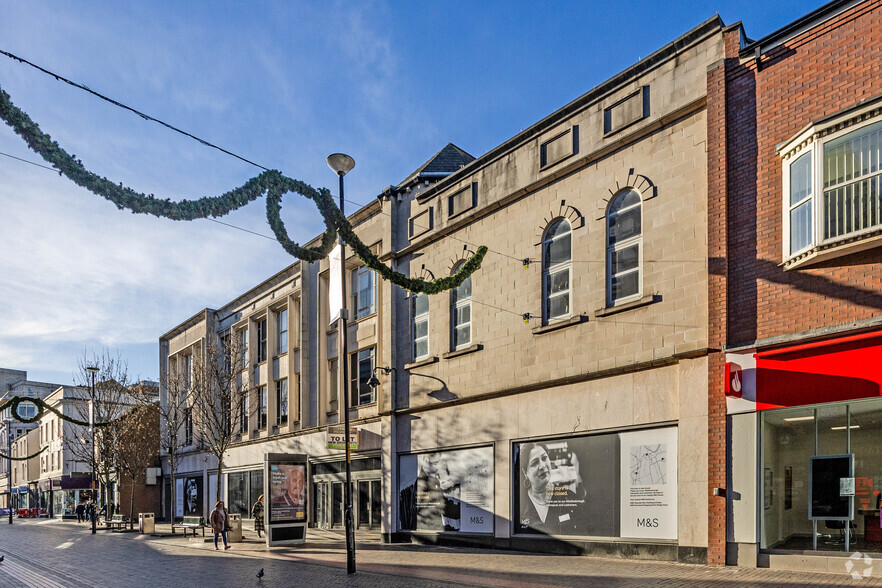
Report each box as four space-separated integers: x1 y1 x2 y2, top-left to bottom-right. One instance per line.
75 502 85 523
98 503 107 524
251 495 265 538
209 500 231 551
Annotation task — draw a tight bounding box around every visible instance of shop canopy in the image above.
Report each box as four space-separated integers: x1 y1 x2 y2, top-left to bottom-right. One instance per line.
754 330 882 410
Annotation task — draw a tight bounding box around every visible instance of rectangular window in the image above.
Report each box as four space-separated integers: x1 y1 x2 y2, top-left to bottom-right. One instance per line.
256 319 267 363
352 267 376 319
276 379 288 426
239 328 249 370
276 308 288 355
789 151 813 254
239 392 248 434
412 294 429 360
350 347 375 406
258 385 267 429
452 275 472 349
184 407 193 446
183 353 192 389
329 359 338 408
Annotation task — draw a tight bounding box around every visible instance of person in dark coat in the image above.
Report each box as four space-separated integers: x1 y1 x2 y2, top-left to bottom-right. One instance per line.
75 502 85 523
251 495 265 538
209 500 232 550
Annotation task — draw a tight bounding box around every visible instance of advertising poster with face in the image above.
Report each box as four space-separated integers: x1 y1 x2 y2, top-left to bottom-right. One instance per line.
619 427 678 540
513 435 619 536
399 446 493 533
181 476 202 517
269 464 306 522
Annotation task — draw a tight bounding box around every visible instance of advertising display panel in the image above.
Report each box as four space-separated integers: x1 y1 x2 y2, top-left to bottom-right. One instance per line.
808 454 853 521
264 453 308 546
176 475 203 518
268 463 307 522
398 446 493 533
618 427 678 540
512 426 677 540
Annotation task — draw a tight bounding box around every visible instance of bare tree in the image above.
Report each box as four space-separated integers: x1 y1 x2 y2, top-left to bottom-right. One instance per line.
65 350 133 516
115 401 159 528
141 361 189 525
189 335 254 504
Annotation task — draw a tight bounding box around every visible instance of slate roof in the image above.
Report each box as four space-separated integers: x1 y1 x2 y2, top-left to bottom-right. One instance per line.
397 143 475 188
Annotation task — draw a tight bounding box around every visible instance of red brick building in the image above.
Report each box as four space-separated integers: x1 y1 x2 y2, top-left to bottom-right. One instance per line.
710 0 882 573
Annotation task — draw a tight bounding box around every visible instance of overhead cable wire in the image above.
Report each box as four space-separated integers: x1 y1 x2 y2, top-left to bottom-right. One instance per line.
0 49 271 172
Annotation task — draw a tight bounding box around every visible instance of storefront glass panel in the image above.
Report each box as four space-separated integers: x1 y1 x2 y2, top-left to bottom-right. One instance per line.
761 397 882 553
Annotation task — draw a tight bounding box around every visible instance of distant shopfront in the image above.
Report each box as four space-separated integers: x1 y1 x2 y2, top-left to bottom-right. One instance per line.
728 331 882 560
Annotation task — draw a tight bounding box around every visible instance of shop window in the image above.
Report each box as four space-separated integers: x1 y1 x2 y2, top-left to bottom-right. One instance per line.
542 219 572 322
761 398 882 553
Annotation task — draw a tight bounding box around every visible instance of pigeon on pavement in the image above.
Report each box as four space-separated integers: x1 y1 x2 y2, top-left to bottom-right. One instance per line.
256 568 264 579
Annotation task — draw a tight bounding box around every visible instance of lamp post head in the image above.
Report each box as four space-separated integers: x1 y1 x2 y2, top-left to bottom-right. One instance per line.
86 366 99 375
368 375 380 389
326 153 355 177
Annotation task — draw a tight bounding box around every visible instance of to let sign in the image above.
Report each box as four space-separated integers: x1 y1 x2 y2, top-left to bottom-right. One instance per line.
327 426 358 450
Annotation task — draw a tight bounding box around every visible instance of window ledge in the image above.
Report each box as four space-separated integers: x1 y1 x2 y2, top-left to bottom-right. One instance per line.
405 356 439 370
595 294 660 317
532 315 588 335
442 344 483 360
783 230 882 270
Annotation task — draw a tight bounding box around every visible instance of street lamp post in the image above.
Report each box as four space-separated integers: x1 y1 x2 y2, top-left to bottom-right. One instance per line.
86 365 99 535
326 152 356 575
5 418 11 524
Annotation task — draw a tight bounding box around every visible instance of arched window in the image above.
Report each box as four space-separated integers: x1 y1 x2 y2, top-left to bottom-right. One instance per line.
606 189 642 305
451 266 472 349
542 219 572 322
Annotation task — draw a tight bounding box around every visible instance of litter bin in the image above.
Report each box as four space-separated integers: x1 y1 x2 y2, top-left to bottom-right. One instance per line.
138 513 155 534
228 513 242 542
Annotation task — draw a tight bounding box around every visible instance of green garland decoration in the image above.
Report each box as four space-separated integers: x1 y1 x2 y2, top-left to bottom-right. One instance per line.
0 445 48 461
0 84 486 292
0 396 115 429
0 395 114 461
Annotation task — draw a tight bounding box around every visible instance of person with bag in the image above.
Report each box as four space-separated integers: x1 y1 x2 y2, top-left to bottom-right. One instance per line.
209 500 232 550
251 495 265 538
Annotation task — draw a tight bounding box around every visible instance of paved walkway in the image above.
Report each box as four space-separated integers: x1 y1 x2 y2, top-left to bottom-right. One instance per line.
0 518 881 587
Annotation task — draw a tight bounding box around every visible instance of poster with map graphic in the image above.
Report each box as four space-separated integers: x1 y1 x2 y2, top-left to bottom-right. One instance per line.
619 427 678 539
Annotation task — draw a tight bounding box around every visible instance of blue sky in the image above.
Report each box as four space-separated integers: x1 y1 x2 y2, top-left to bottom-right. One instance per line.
0 1 823 385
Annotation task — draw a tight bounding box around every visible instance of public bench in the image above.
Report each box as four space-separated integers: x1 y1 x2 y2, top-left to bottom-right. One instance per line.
172 516 206 537
106 514 130 531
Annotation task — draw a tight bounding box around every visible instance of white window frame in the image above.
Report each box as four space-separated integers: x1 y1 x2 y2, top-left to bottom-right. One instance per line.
780 107 882 268
606 189 643 306
412 294 430 360
542 219 572 323
451 271 472 350
352 266 376 319
276 307 288 355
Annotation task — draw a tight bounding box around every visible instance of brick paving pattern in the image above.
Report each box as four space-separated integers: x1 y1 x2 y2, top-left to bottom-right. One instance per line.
0 519 881 587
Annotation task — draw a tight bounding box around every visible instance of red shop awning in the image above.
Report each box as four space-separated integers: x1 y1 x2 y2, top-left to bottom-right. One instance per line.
753 330 882 410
